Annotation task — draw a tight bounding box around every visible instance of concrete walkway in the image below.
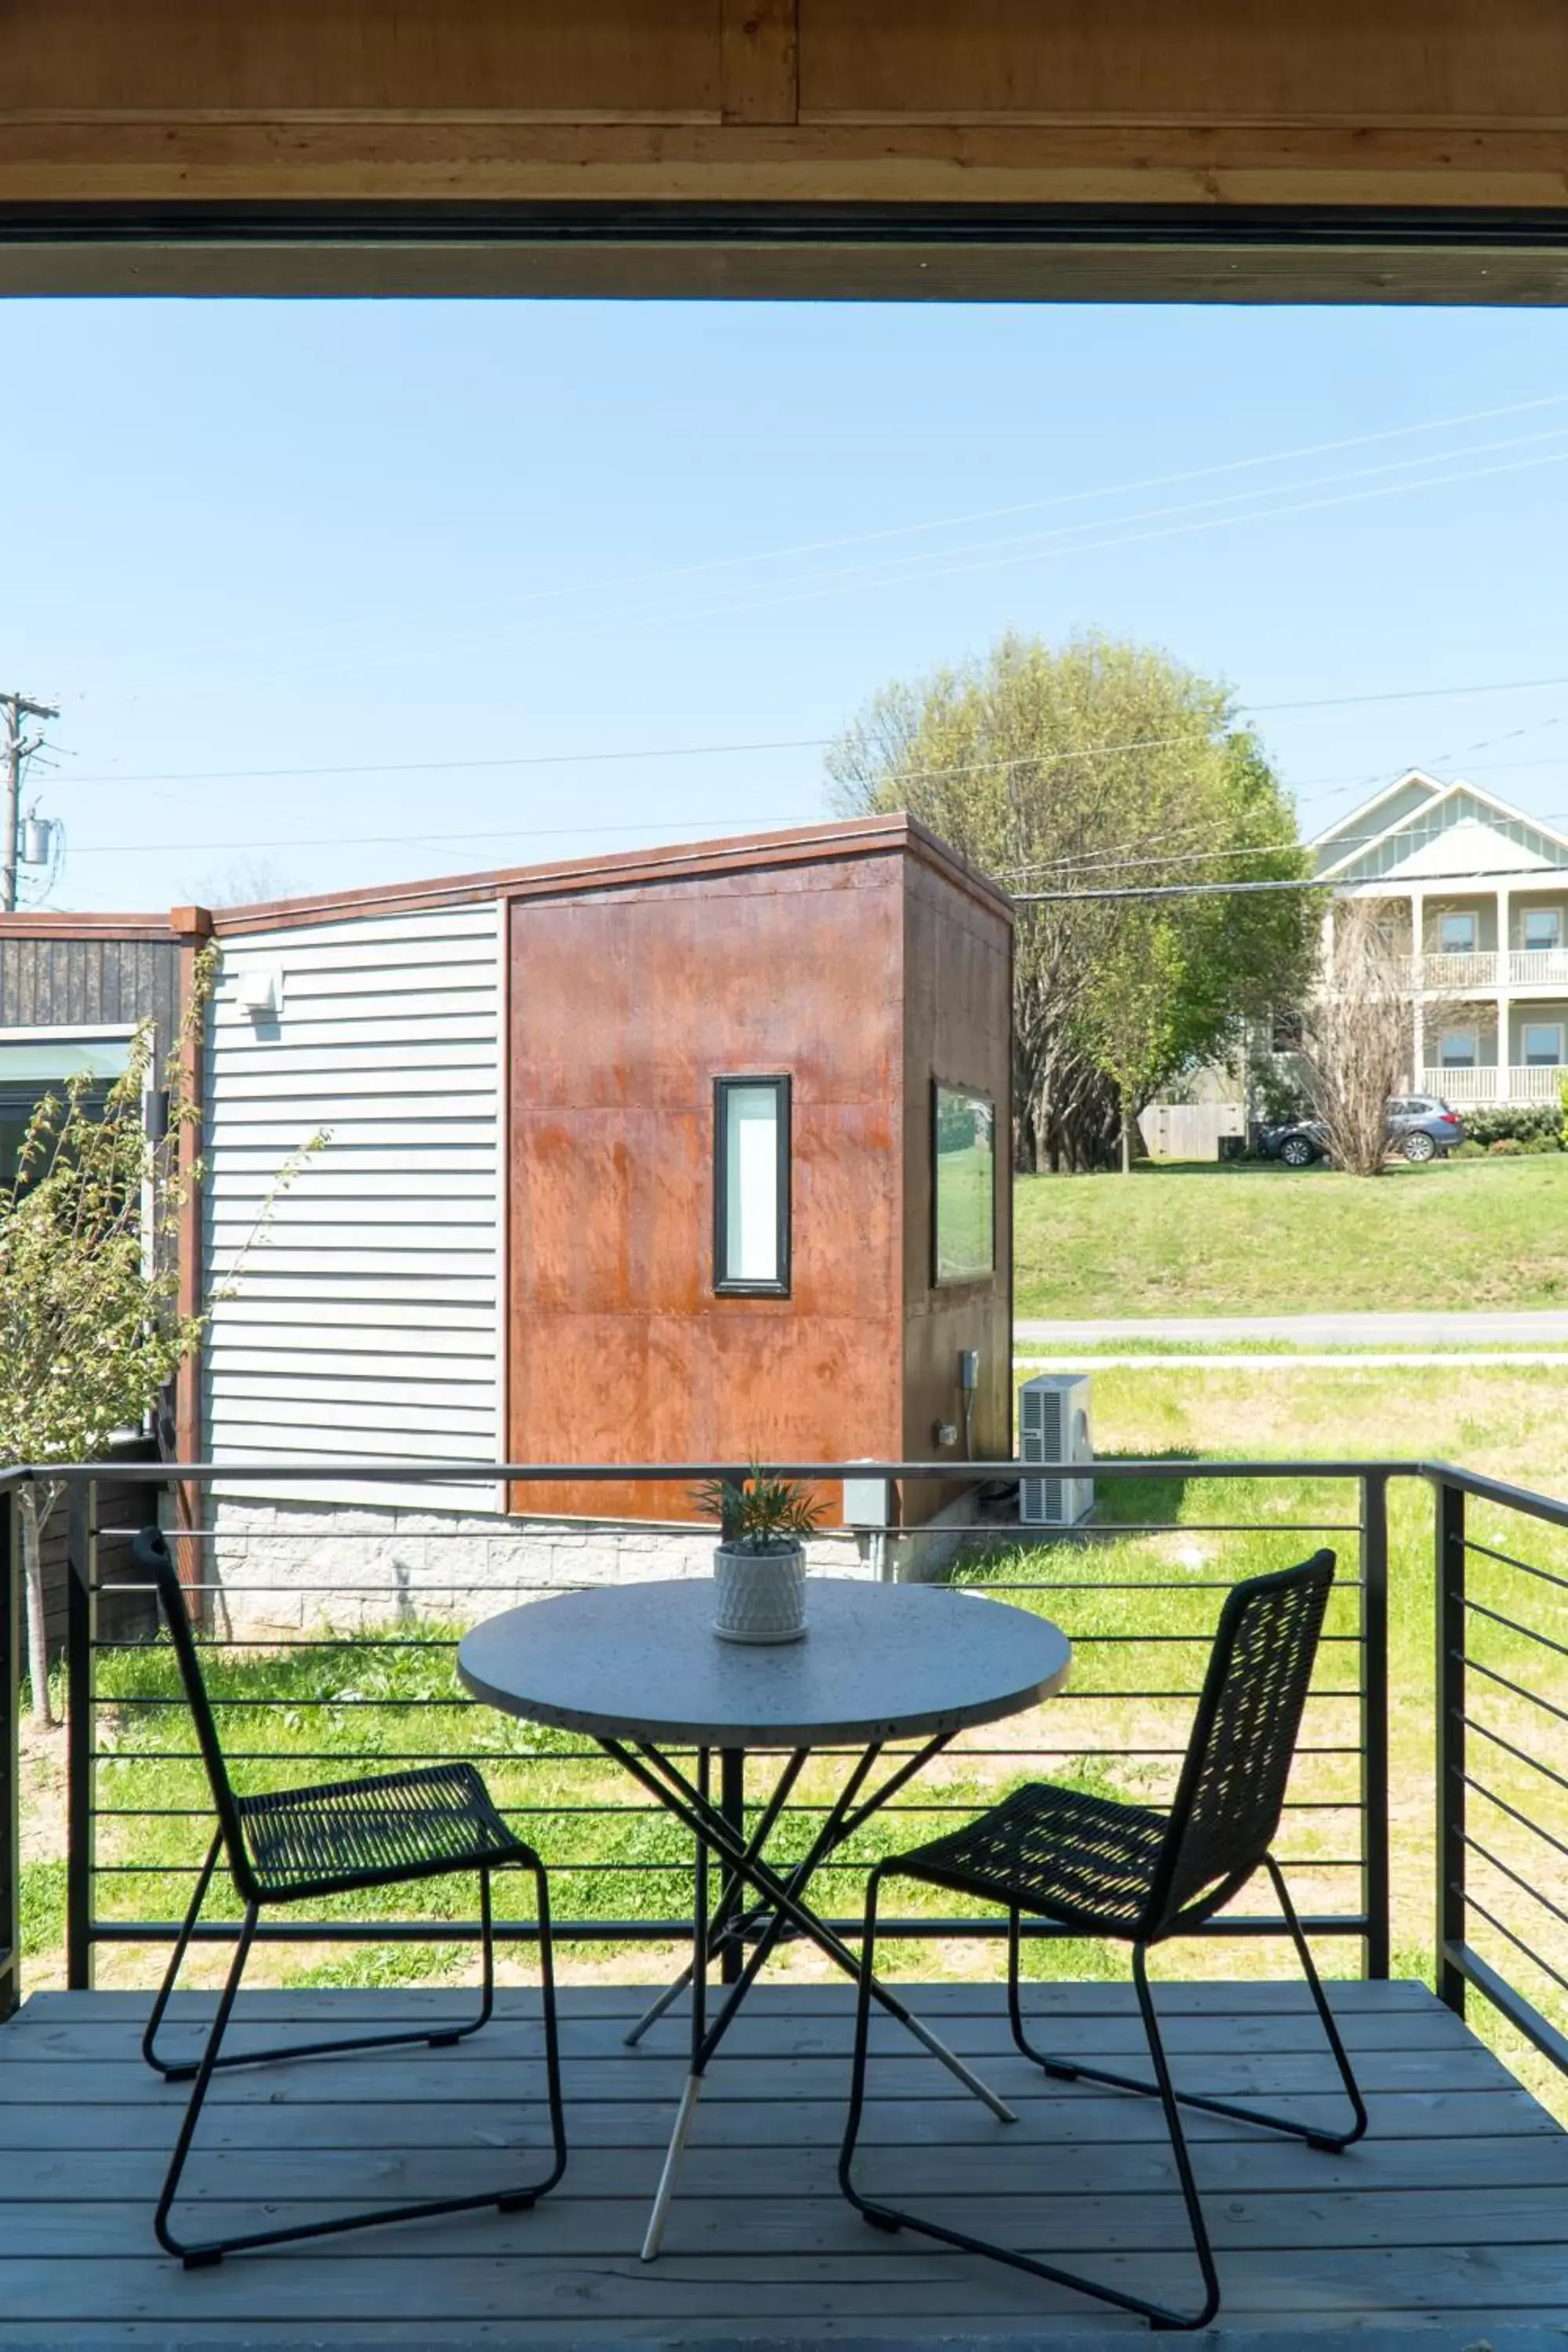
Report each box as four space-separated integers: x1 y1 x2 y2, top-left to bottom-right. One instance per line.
1015 1309 1568 1346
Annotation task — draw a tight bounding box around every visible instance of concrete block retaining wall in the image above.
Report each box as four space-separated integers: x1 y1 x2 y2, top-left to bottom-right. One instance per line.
198 1494 983 1636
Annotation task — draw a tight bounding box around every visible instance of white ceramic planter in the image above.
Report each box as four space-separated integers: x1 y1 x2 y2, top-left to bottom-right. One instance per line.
712 1541 808 1644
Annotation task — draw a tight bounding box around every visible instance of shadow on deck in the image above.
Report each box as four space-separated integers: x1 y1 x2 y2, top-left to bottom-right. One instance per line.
0 1978 1563 2343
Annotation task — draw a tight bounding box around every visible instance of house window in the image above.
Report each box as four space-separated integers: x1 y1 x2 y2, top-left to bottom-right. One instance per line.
1439 1029 1478 1069
1439 912 1477 953
0 1034 134 1192
1524 909 1563 953
713 1076 790 1295
933 1082 996 1285
1523 1023 1566 1068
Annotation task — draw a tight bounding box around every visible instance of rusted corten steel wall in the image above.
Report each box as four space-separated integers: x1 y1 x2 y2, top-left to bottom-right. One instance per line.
506 820 1012 1524
900 848 1013 1530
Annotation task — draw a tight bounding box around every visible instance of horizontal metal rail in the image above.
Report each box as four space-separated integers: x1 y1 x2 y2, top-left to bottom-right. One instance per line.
0 1446 1548 2033
32 1454 1402 1992
1434 1466 1568 2071
88 1908 1368 1949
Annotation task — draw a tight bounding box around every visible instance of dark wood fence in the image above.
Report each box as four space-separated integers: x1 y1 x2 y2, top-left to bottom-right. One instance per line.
39 1437 163 1655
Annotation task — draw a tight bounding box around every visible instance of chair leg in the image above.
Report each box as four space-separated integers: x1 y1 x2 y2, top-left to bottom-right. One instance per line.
838 1875 1218 2330
1265 1855 1369 2147
1132 1944 1221 2331
155 1901 260 2264
144 1849 499 2085
1007 1860 1367 2154
154 1862 569 2266
496 1860 569 2210
143 1832 223 2080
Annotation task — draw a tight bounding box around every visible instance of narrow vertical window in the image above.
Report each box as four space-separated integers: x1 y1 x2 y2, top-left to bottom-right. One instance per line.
932 1081 996 1284
713 1076 790 1295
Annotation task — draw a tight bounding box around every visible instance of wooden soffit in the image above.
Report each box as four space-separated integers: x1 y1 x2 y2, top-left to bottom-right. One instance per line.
5 2 1568 299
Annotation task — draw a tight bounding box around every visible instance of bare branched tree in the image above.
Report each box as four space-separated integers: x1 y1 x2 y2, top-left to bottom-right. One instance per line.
1299 900 1430 1178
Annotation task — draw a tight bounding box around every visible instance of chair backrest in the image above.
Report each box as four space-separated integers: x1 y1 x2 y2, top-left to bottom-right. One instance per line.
131 1526 253 1895
1144 1550 1336 1940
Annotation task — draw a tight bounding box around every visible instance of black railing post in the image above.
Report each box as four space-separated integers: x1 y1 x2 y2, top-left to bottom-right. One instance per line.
719 1750 746 1985
1436 1475 1467 2016
0 1482 21 2020
66 1477 96 1992
1359 1472 1391 1980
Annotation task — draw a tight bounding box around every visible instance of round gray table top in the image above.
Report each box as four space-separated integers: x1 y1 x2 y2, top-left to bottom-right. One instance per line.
457 1576 1071 1749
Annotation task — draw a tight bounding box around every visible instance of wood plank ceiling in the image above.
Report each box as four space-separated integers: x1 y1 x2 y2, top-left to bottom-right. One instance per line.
3 2 1568 298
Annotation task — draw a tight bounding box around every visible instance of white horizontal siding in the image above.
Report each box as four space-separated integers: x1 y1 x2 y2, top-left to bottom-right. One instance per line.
204 901 504 1513
205 1118 497 1152
209 1302 496 1338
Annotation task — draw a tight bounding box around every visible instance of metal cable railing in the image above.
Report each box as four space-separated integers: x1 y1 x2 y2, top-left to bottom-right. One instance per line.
13 1454 1392 1990
1435 1462 1568 2074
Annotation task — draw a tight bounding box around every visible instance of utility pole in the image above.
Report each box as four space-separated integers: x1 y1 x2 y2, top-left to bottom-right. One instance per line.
1 692 58 913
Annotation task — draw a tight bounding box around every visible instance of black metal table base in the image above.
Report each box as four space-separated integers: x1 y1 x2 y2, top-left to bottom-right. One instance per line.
597 1736 1018 2261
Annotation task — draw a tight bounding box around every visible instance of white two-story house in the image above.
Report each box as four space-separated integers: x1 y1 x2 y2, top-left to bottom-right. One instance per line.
1312 771 1568 1106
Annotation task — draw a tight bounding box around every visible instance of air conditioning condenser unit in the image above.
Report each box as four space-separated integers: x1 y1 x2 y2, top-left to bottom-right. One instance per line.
1018 1371 1094 1527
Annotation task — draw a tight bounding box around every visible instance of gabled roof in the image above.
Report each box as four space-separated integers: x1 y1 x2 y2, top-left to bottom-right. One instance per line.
1312 774 1568 885
1310 769 1445 860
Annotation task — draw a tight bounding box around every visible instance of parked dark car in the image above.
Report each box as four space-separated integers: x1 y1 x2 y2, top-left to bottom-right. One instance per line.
1259 1094 1465 1167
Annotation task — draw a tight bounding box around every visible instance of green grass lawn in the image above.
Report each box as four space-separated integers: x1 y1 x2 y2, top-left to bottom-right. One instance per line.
1015 1152 1568 1317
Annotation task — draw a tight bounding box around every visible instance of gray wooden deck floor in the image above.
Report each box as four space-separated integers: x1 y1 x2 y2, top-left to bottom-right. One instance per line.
0 1977 1563 2342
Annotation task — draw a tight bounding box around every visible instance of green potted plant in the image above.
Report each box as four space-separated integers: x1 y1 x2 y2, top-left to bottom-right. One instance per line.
692 1464 825 1643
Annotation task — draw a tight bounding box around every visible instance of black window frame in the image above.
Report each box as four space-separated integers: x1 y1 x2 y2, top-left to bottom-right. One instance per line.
930 1076 997 1290
712 1073 792 1298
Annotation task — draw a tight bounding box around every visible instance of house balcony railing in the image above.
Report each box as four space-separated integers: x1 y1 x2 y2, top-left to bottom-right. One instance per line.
1422 1064 1565 1105
0 1454 1563 2329
1510 948 1568 986
44 1455 1392 1984
0 1448 1537 2025
1412 949 1568 989
1414 950 1502 989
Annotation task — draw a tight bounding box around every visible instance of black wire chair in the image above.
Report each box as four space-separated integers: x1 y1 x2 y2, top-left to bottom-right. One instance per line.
838 1549 1367 2332
130 1525 568 2267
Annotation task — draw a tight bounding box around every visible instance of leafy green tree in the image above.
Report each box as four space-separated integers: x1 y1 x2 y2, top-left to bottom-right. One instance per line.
828 631 1317 1171
0 958 322 1719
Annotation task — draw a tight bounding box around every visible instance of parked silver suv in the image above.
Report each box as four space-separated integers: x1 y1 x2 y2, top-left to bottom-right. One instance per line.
1260 1094 1465 1167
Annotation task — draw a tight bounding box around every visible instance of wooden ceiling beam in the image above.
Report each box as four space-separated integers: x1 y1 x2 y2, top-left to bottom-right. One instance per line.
4 1 1568 299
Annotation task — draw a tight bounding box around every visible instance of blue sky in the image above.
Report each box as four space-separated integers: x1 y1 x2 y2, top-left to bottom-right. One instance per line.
7 299 1568 911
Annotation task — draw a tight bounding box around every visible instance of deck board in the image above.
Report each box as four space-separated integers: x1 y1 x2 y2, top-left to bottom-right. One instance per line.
0 1981 1561 2341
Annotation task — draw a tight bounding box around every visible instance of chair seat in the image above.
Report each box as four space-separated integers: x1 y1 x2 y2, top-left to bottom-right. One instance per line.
239 1762 524 1901
892 1779 1171 1937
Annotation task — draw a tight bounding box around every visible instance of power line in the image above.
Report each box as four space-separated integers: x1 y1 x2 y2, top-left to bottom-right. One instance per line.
1012 866 1511 906
79 381 1568 696
1001 786 1568 880
52 736 827 790
340 430 1568 674
52 666 1568 797
75 387 1568 710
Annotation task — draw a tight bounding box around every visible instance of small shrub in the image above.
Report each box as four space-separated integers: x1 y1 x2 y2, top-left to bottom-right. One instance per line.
1462 1104 1561 1149
1490 1138 1526 1156
1451 1139 1485 1160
